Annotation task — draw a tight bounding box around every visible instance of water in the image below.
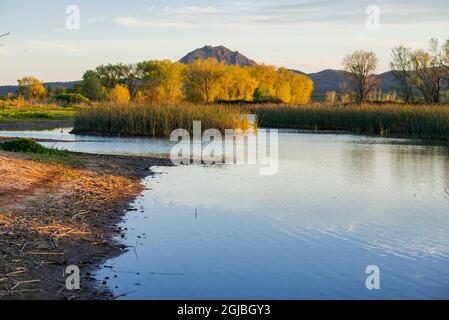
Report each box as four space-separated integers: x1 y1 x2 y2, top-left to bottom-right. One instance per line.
2 129 449 299
0 128 174 158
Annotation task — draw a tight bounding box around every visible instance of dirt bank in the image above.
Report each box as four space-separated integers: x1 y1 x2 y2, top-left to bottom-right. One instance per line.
0 150 171 300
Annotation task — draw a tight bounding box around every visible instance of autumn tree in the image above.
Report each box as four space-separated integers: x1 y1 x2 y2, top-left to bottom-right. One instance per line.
390 45 414 103
109 84 130 105
342 50 378 103
123 64 143 97
443 39 449 71
138 60 185 104
250 65 278 101
184 58 226 103
410 38 448 104
276 68 314 103
17 76 45 100
80 70 105 101
217 65 259 101
95 63 129 89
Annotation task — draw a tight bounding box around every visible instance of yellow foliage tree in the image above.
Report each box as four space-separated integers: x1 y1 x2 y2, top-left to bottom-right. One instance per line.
17 76 45 100
109 84 130 105
138 60 185 104
250 67 314 103
184 58 226 103
285 71 314 103
218 66 259 101
249 65 278 101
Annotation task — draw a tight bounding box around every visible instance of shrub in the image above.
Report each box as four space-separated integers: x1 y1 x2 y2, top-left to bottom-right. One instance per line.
0 138 55 154
109 84 130 105
53 93 89 105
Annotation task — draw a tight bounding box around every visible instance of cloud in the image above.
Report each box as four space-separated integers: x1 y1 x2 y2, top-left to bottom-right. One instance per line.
160 6 222 16
199 0 449 27
87 16 108 25
113 16 193 29
30 41 81 52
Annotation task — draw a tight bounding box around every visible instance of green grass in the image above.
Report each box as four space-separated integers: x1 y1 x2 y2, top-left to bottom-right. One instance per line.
0 138 70 163
244 103 449 140
0 104 75 122
74 103 252 137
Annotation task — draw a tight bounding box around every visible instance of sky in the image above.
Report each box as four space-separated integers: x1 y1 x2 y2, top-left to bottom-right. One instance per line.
0 0 448 85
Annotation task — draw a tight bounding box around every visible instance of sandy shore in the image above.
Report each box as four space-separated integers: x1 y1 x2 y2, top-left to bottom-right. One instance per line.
0 150 171 300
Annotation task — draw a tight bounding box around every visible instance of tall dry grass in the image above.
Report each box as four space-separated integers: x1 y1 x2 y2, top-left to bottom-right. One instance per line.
74 103 251 137
247 103 449 140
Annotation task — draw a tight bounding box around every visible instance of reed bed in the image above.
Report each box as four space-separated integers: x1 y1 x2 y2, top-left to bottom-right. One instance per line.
246 103 449 140
74 103 251 137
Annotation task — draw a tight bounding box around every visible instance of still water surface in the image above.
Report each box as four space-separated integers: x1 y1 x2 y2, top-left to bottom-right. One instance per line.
1 128 449 299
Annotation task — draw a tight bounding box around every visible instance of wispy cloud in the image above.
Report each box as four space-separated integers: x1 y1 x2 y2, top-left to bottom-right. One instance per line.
30 41 81 53
160 6 222 16
87 16 108 25
113 16 193 29
148 0 449 27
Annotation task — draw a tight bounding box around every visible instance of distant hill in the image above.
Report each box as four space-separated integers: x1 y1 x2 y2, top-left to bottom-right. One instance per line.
0 81 79 96
306 69 349 93
180 45 257 67
292 69 400 94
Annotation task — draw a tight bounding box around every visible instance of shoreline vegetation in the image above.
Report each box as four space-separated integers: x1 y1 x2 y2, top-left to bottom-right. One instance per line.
247 103 449 141
73 102 449 141
1 102 449 140
0 139 171 299
73 103 252 137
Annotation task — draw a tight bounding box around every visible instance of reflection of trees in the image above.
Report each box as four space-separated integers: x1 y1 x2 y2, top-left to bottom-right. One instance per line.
343 145 377 185
343 141 449 196
387 145 449 195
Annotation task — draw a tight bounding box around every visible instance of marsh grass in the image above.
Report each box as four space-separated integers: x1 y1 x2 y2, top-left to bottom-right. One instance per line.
246 103 449 140
74 103 252 137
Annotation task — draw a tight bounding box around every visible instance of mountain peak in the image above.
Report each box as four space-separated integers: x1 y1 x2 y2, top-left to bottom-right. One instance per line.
179 45 257 67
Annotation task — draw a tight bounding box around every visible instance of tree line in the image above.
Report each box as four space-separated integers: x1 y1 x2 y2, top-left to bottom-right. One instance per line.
13 59 314 105
341 38 449 104
79 58 313 104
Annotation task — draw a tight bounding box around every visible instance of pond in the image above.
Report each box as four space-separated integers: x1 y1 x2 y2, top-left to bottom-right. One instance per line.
2 128 449 299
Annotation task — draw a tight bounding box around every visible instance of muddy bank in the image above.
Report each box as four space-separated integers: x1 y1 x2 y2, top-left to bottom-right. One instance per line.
0 136 82 143
0 150 171 300
0 120 74 131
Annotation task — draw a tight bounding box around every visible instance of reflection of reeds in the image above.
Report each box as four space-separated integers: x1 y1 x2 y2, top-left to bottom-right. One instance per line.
245 103 449 140
74 103 251 137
